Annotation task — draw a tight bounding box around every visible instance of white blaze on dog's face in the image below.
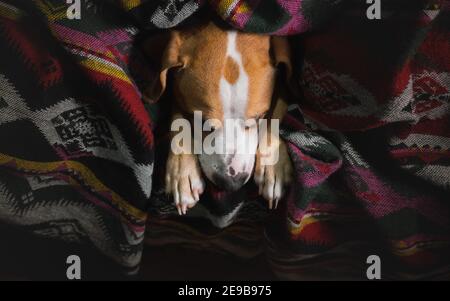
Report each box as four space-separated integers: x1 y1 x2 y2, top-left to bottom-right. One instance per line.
195 31 267 191
160 22 277 191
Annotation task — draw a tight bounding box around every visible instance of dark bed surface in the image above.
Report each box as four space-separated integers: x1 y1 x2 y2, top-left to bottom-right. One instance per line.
0 223 275 281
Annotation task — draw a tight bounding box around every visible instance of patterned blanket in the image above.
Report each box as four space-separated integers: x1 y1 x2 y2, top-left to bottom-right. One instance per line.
0 0 449 279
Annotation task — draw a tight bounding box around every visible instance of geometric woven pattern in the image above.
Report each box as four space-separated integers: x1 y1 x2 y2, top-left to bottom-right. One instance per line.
0 0 449 279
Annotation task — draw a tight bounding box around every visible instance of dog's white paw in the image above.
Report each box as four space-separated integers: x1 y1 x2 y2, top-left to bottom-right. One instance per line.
165 153 205 215
254 139 292 209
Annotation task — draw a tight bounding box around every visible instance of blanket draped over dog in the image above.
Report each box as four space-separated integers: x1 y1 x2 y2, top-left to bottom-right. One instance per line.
0 0 449 278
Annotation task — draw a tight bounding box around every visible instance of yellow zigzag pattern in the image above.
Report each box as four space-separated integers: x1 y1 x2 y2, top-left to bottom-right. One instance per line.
0 153 147 221
36 0 68 22
0 1 23 20
121 0 141 10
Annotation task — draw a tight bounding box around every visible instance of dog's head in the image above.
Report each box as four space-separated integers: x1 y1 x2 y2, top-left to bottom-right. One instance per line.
144 21 291 192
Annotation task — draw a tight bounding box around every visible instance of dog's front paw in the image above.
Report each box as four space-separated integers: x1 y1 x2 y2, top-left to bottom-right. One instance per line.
165 153 205 215
254 139 292 209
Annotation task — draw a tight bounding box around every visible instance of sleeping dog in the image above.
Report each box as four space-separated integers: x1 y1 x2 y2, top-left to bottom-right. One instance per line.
144 20 293 215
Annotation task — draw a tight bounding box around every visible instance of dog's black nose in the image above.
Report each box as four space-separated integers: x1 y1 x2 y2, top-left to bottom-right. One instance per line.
211 172 249 192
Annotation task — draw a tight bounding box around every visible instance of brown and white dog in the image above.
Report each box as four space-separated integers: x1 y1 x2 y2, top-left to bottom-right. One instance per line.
144 20 293 215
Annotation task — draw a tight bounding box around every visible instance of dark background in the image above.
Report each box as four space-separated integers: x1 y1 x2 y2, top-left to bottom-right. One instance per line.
0 223 275 281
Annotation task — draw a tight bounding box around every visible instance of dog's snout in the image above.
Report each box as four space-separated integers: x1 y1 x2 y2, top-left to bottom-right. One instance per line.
198 153 255 192
212 171 249 192
228 166 236 176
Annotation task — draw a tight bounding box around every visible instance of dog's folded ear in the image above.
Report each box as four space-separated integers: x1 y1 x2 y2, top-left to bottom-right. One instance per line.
142 31 184 103
270 36 294 110
270 36 292 82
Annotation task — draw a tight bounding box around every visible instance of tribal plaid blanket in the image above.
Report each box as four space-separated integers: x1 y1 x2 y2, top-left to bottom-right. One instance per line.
0 0 449 279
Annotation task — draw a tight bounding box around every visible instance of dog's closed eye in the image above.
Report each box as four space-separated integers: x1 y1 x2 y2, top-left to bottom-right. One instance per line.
245 111 268 129
202 118 217 132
